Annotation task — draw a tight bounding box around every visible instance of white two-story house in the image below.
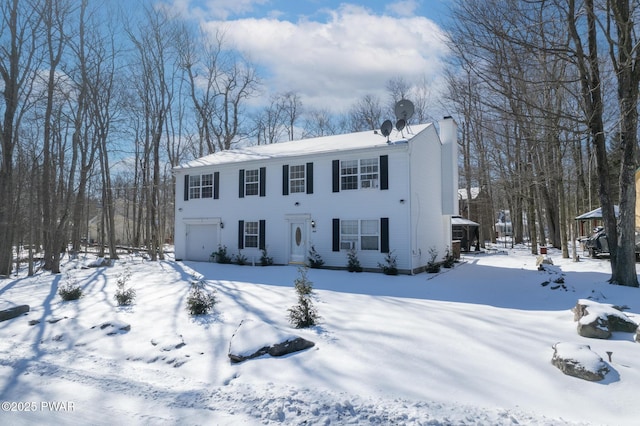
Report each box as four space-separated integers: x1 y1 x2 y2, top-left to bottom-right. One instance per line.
173 117 458 274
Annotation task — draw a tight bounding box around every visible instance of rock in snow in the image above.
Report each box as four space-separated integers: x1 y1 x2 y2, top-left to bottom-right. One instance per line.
0 304 29 322
228 318 315 363
551 342 609 381
573 299 638 339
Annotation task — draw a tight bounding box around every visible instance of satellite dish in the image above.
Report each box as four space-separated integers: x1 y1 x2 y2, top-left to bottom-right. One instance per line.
394 99 415 121
380 120 393 138
395 119 406 132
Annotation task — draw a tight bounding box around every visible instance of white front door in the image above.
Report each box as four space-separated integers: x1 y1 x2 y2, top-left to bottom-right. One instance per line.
289 221 306 263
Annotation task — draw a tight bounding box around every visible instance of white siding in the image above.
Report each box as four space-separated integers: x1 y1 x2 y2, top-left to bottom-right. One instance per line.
174 123 456 273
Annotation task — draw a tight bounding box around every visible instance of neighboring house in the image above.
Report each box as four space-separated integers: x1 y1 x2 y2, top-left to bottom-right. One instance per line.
173 118 458 274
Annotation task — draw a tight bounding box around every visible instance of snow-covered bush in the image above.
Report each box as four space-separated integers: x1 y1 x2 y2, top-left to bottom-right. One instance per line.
211 245 232 264
260 248 273 266
443 247 456 268
234 252 248 265
346 249 363 272
58 276 83 301
186 278 217 316
307 245 324 268
426 247 441 273
288 267 319 328
378 250 398 275
114 268 136 306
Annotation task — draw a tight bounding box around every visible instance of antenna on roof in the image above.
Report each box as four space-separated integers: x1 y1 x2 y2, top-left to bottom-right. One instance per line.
394 99 414 136
394 99 415 121
380 119 393 142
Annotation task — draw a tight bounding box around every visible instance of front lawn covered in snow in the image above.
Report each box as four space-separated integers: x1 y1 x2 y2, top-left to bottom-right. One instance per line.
0 246 638 425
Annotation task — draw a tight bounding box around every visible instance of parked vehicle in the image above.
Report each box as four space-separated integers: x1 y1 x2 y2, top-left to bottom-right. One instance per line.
583 226 640 258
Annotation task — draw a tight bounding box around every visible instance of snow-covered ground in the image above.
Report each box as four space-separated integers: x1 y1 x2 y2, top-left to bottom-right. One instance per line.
1 245 638 425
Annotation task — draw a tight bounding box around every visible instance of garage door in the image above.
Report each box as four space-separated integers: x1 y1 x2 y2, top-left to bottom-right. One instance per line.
186 224 219 261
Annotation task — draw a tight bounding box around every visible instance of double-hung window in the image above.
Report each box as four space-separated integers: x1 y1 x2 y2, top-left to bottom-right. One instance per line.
340 158 378 190
245 169 259 196
340 219 379 251
340 160 358 190
189 173 213 199
359 158 379 189
340 220 358 250
289 165 305 193
244 221 259 248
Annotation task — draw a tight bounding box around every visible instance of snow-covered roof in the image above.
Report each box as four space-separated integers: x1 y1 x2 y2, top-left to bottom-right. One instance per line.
174 123 433 170
452 216 479 226
575 206 620 220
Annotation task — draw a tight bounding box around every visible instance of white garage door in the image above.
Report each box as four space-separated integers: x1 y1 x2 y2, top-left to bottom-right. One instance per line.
186 224 219 262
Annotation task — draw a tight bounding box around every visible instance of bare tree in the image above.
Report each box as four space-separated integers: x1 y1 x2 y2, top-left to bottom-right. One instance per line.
0 0 42 276
348 94 383 131
127 5 180 260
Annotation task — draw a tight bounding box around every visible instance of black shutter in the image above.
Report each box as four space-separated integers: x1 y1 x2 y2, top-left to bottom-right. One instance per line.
282 164 289 195
238 220 244 249
259 167 266 197
259 220 266 250
381 217 390 253
184 175 189 201
332 218 340 251
214 172 220 199
380 155 389 190
238 169 245 198
306 162 314 194
332 160 340 192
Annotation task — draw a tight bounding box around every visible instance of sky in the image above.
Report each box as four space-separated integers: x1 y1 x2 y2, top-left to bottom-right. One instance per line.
160 0 453 114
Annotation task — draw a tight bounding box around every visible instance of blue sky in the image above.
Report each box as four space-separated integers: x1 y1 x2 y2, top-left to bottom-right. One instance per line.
161 0 453 115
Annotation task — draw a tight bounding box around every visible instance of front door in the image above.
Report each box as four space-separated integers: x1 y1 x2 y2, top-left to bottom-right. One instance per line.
289 221 306 263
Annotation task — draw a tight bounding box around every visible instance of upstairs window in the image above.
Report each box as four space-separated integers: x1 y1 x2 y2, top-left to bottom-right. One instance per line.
359 158 379 189
340 160 359 190
245 169 259 196
239 167 266 197
189 173 213 199
337 158 380 191
290 165 305 193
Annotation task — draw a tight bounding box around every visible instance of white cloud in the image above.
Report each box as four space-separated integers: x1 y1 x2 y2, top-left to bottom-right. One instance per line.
385 0 420 17
202 3 450 112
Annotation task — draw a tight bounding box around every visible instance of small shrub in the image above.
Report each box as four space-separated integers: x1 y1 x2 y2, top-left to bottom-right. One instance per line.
234 252 248 265
114 268 136 306
211 245 232 264
288 267 320 328
426 247 441 273
260 248 273 266
307 245 324 268
186 278 217 316
346 249 363 272
378 250 398 275
442 247 456 268
58 278 83 301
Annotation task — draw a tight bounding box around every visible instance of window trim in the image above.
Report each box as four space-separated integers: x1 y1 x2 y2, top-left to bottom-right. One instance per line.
338 219 380 251
187 173 214 200
338 157 379 191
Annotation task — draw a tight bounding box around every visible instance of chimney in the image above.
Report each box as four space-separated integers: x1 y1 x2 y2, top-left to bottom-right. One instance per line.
439 116 459 216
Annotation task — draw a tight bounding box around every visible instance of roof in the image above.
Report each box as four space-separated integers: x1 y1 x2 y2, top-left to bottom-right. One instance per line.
452 216 479 226
174 123 433 170
575 206 620 220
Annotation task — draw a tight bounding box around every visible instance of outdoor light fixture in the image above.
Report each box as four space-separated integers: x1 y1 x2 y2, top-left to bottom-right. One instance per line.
400 199 405 204
295 202 300 206
220 222 224 229
311 220 316 229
